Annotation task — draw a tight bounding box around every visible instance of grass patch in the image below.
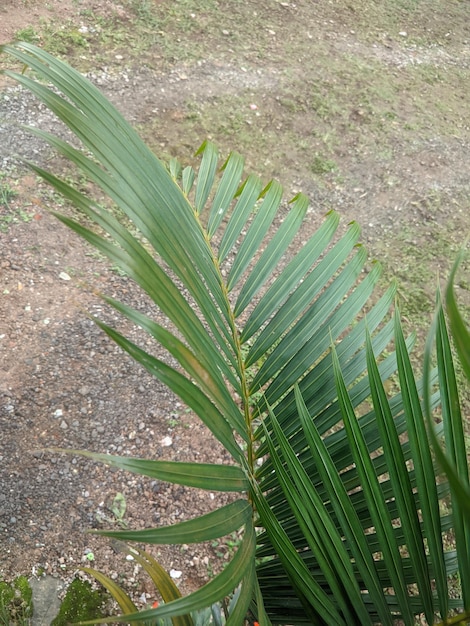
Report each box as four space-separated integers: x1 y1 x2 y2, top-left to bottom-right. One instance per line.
0 577 33 626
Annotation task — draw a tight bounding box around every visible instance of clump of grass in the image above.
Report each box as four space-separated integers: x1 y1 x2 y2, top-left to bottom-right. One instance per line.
310 154 337 175
0 577 33 626
0 175 17 208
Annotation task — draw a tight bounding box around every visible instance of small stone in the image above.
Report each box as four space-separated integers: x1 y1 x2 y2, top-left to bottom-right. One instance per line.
222 29 229 35
60 420 68 430
170 569 182 579
53 409 63 418
161 436 172 447
59 272 71 281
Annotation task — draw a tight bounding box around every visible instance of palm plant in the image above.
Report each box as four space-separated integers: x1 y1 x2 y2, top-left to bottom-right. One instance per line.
2 41 469 625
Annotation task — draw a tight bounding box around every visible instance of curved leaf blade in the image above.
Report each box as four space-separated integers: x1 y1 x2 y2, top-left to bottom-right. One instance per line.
332 345 415 624
295 386 394 626
78 519 256 623
28 160 238 390
3 44 238 374
265 407 373 625
109 543 194 626
366 326 434 623
445 250 470 379
395 310 449 619
182 165 195 196
80 567 138 623
218 174 264 263
91 500 251 544
240 210 340 340
227 180 283 291
98 295 243 442
195 141 219 215
225 561 255 626
207 151 245 237
433 294 470 609
59 451 248 491
234 192 309 316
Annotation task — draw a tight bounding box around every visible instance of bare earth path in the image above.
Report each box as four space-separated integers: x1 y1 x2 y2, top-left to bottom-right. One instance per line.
1 0 469 611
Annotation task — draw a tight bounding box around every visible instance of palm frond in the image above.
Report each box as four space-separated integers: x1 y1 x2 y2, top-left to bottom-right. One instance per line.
2 42 468 625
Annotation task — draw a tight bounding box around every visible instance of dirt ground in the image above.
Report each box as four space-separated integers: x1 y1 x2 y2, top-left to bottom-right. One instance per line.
1 0 470 614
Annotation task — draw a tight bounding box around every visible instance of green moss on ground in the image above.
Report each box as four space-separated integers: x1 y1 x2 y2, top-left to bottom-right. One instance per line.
51 579 107 626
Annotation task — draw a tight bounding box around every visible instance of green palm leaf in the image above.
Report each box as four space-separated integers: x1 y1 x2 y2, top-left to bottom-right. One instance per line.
445 250 470 378
227 180 283 291
2 42 467 625
294 386 394 626
98 543 194 626
79 519 256 624
264 407 373 625
367 322 434 623
394 308 449 619
332 346 414 624
434 302 470 611
79 568 139 625
57 450 248 491
207 150 245 236
240 209 340 341
91 500 251 544
234 192 308 315
424 267 470 612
